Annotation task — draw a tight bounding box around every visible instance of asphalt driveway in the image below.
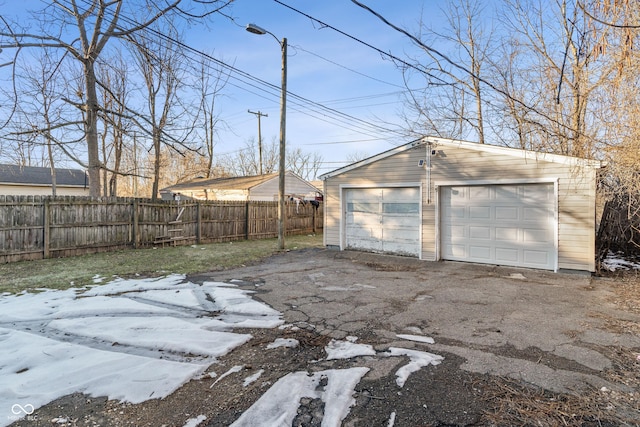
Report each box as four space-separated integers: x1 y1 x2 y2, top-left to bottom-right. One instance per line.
6 247 639 426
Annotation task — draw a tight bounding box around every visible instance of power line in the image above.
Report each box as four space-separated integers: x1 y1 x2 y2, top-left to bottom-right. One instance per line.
63 0 408 142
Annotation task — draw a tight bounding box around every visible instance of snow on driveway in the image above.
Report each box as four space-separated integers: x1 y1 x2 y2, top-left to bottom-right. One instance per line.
0 274 442 427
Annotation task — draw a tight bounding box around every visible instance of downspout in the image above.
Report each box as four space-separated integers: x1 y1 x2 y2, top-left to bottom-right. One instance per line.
426 142 432 205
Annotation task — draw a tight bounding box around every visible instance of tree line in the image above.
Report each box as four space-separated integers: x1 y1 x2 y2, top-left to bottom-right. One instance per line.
0 0 322 199
1 0 639 211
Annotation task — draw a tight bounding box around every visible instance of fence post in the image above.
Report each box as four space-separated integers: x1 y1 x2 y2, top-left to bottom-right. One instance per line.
43 199 50 259
132 199 139 249
312 205 316 234
196 202 202 244
245 202 250 240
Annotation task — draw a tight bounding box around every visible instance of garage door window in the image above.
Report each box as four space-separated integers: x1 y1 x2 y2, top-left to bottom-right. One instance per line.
383 202 419 214
347 201 378 213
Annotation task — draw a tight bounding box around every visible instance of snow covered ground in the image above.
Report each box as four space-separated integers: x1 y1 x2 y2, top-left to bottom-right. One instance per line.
0 274 442 427
602 251 640 271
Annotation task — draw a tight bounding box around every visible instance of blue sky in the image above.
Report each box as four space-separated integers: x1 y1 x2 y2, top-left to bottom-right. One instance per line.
0 1 454 176
185 0 442 175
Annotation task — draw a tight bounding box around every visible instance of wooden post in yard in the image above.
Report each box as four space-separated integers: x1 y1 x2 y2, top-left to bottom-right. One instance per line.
43 199 50 259
132 199 139 249
196 202 202 244
245 201 250 240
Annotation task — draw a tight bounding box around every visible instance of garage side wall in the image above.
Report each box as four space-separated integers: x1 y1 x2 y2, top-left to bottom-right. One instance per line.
323 146 426 252
426 145 597 271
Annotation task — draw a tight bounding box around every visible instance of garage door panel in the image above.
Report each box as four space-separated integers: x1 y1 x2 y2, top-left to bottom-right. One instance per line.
469 206 490 219
469 226 490 239
470 186 491 199
524 250 549 265
469 245 492 259
495 247 519 262
523 228 550 243
523 207 551 221
441 184 556 270
496 207 518 220
496 227 518 241
345 187 420 257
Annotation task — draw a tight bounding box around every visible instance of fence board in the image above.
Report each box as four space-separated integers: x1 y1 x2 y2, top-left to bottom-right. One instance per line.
0 195 323 263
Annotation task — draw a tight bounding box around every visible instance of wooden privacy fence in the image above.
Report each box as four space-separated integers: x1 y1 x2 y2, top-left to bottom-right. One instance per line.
0 195 323 263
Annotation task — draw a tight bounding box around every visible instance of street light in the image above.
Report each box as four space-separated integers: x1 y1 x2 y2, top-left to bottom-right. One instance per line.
246 23 287 251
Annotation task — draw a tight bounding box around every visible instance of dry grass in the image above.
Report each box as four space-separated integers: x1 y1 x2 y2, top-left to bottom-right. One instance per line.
480 270 640 426
479 377 633 427
0 234 323 294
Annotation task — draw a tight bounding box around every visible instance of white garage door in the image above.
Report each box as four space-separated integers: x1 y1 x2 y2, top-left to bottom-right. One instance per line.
345 187 420 257
440 184 556 270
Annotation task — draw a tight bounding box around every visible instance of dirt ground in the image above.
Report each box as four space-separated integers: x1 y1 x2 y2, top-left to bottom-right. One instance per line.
9 248 640 427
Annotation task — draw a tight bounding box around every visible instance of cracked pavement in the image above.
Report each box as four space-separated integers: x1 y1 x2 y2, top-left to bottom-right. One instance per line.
195 247 640 396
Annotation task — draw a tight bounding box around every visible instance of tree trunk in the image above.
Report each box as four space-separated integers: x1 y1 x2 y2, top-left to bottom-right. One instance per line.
84 60 102 197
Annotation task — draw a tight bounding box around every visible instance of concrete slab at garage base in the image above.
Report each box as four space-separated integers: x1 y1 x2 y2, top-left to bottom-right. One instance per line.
199 248 640 395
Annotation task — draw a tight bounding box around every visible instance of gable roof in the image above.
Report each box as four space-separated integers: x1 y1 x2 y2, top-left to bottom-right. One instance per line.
161 173 280 193
0 164 87 187
319 136 604 180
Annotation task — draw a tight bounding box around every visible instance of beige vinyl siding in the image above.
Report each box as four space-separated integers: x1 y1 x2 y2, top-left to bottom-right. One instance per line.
324 140 598 272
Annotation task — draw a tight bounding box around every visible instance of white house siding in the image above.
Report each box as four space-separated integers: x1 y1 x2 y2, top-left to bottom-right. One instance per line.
0 184 89 196
324 140 599 272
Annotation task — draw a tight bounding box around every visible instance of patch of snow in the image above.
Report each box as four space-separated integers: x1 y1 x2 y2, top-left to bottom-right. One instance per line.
230 368 369 427
243 369 264 387
183 415 207 427
266 338 299 349
385 347 444 387
83 274 189 296
92 274 104 284
325 339 376 360
602 251 640 271
0 276 284 427
507 273 527 280
127 289 203 310
211 365 244 388
396 334 435 344
49 316 252 359
387 411 396 427
0 328 206 423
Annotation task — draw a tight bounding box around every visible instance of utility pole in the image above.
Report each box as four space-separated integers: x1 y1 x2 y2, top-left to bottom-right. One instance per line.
248 109 268 175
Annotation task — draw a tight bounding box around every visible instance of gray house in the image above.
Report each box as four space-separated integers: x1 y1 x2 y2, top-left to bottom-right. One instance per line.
160 171 321 202
320 137 604 272
0 164 89 196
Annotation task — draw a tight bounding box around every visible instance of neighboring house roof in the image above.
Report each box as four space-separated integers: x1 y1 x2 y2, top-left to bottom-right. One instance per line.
319 136 605 180
161 172 322 194
163 173 280 193
0 164 88 187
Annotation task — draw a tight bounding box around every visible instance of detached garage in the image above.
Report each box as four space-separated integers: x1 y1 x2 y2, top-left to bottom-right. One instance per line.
320 137 604 272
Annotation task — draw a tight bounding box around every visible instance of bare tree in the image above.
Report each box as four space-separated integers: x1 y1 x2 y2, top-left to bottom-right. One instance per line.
9 49 68 194
97 52 131 197
129 23 190 200
286 147 323 181
195 54 230 178
0 0 232 196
